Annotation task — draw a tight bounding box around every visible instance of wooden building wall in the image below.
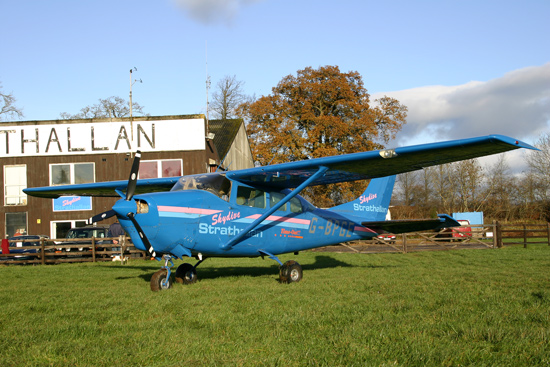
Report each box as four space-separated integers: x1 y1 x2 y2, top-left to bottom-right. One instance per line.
1 149 213 238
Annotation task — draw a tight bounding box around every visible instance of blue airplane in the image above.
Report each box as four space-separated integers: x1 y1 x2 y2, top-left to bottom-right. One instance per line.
24 135 536 291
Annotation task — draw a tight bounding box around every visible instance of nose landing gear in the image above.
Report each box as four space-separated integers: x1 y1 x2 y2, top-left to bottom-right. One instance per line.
150 255 174 291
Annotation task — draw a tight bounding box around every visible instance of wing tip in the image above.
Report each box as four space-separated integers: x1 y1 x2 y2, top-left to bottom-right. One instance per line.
489 134 539 151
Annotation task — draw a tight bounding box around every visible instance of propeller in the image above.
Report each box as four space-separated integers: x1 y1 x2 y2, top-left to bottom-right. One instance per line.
127 212 157 258
88 209 116 224
88 150 158 256
126 151 141 201
88 150 142 224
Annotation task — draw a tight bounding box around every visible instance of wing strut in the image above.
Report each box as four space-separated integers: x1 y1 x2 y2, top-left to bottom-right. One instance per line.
219 166 329 250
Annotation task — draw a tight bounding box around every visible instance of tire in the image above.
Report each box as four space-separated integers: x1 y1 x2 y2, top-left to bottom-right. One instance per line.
150 269 172 291
175 263 197 285
279 260 303 284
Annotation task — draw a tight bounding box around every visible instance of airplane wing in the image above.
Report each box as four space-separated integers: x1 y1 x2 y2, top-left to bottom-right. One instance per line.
23 176 180 198
23 135 536 199
227 135 537 188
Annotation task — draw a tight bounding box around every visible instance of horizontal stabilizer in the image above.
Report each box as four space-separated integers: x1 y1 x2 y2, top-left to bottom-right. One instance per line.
362 214 460 234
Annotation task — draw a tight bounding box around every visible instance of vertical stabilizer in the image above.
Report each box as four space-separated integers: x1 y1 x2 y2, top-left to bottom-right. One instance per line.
329 175 396 221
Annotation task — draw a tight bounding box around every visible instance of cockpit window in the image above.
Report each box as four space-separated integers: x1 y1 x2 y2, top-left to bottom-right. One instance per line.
235 186 305 213
171 173 231 200
237 186 266 209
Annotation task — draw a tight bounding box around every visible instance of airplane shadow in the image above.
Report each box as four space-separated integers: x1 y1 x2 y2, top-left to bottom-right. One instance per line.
117 255 391 283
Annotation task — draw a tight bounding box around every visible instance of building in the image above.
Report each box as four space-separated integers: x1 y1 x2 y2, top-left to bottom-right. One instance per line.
0 114 254 239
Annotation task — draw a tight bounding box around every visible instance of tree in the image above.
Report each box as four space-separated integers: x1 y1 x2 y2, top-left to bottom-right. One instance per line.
210 75 251 120
238 65 407 207
60 96 146 119
453 159 484 212
0 82 24 121
526 133 550 202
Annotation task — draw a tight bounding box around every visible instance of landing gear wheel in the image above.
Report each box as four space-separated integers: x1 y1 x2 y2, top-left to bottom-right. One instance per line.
279 260 303 284
150 269 172 291
175 263 198 285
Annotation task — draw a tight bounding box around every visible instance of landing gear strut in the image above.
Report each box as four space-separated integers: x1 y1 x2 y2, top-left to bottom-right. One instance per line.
150 255 174 291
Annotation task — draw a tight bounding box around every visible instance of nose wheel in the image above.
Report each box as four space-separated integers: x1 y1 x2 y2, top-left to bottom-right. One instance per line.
150 255 174 291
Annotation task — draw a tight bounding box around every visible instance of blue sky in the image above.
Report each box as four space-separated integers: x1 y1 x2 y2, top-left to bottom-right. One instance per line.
1 0 549 167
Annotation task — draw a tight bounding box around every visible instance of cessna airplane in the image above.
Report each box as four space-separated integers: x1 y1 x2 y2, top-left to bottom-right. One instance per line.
24 135 536 291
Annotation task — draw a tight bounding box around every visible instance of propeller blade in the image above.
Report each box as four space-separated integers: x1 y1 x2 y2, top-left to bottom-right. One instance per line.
88 209 116 224
127 212 157 258
126 151 141 201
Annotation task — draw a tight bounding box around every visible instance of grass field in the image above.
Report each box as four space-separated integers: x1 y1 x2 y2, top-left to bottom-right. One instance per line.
1 245 549 366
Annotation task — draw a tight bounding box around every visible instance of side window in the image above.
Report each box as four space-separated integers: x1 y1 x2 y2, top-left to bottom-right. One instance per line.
269 192 303 213
270 192 288 212
236 186 266 209
290 197 303 213
4 165 27 206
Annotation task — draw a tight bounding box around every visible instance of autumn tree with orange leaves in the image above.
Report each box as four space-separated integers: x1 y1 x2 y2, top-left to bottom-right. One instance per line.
238 65 408 207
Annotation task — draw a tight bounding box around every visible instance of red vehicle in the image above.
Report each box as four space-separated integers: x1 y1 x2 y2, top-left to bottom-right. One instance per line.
437 219 472 241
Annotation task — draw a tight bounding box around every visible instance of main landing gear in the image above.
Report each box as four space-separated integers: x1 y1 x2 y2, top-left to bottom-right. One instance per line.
260 250 303 284
279 260 303 284
175 258 205 285
150 255 303 291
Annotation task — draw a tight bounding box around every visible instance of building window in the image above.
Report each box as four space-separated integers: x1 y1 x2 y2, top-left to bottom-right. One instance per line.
50 163 95 185
6 212 28 237
139 160 182 179
4 165 27 206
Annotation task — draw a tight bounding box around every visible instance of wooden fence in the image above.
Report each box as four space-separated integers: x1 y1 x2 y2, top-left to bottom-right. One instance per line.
0 236 146 265
1 223 549 265
319 222 550 254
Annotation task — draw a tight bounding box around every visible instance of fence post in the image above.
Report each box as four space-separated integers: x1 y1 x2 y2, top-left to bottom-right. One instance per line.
496 221 502 248
547 223 550 246
491 220 498 248
402 233 407 253
121 235 128 262
92 237 96 262
523 224 527 248
40 237 46 265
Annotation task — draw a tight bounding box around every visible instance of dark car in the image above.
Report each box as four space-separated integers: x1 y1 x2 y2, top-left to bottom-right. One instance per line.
63 226 109 254
7 235 53 260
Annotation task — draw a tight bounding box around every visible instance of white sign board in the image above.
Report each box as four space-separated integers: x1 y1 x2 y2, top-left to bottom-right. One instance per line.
0 118 205 157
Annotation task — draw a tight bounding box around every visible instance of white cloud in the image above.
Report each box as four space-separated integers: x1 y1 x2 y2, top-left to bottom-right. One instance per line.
374 63 550 148
172 0 263 25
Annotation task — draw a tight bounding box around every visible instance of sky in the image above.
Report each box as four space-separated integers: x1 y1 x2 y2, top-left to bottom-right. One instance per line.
1 0 549 170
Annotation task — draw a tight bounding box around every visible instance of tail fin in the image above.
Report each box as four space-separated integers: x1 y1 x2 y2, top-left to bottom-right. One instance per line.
329 175 396 221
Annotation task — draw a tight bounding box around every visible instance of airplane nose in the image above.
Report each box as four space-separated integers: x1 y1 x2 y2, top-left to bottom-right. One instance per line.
112 199 137 218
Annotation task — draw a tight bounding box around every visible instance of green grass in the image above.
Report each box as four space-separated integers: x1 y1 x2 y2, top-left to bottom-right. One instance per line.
1 246 549 366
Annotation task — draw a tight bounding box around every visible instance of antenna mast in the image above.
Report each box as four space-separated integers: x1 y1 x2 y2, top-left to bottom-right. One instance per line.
205 41 211 136
129 67 142 145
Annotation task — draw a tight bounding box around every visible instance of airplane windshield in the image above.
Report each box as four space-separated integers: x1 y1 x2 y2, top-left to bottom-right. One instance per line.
171 173 231 200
